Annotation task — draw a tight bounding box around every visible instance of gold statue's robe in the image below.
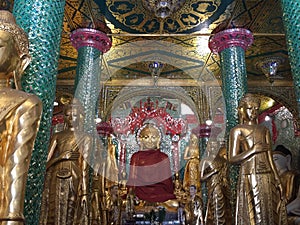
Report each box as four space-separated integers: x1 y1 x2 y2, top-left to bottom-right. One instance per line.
40 130 90 225
0 87 42 223
231 125 286 225
202 153 232 225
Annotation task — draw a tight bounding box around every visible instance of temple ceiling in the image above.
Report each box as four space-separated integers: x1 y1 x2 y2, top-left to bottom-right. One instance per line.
1 0 294 113
56 0 292 89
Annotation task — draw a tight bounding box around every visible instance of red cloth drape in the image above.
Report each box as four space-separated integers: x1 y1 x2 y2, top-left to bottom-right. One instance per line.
127 149 176 202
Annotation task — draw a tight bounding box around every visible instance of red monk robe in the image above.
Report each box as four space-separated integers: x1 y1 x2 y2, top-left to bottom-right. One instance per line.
127 149 176 202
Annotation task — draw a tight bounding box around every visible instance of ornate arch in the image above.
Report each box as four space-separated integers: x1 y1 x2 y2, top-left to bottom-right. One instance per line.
104 86 200 123
249 86 300 130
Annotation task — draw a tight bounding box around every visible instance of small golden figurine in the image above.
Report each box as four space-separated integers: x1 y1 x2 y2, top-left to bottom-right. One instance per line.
184 185 204 225
0 10 42 225
39 102 91 225
183 133 201 192
273 145 300 225
228 93 287 225
105 135 119 189
201 141 232 225
90 140 107 225
107 185 122 225
90 173 104 225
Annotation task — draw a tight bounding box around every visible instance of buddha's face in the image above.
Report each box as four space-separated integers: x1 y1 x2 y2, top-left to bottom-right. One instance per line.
64 107 80 129
273 153 289 174
207 141 218 155
190 134 198 146
0 30 20 75
139 125 161 150
239 101 259 122
189 185 196 197
245 101 259 121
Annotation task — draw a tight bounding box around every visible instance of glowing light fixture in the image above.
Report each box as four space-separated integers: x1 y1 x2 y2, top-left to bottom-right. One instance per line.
256 56 284 84
149 61 164 86
142 0 186 18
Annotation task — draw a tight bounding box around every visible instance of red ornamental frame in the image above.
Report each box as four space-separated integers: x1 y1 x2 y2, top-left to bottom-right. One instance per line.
109 98 187 137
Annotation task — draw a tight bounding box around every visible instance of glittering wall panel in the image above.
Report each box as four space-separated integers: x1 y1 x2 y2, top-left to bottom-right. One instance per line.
281 0 300 117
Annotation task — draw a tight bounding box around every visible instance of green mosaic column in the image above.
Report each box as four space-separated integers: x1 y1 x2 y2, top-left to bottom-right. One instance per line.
12 1 65 224
280 0 300 116
209 28 253 218
71 28 112 136
209 28 253 133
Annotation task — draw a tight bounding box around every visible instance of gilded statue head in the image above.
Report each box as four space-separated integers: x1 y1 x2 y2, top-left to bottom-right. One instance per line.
0 10 31 89
63 100 84 130
137 123 161 150
238 93 260 123
189 133 198 146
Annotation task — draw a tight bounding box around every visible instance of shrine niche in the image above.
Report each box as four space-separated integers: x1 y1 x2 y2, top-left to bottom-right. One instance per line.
97 89 197 188
108 94 198 178
93 86 229 224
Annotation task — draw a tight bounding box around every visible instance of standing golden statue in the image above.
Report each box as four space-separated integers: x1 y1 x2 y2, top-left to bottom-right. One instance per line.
228 93 287 225
105 135 119 189
183 133 201 192
91 134 120 225
39 103 91 225
273 145 300 225
201 141 232 225
0 10 42 225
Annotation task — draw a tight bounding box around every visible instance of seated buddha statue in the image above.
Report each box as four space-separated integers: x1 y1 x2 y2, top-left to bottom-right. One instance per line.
273 145 300 225
127 123 176 203
0 10 42 224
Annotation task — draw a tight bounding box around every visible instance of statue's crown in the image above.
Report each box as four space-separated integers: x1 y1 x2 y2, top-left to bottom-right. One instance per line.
0 10 17 24
0 10 29 56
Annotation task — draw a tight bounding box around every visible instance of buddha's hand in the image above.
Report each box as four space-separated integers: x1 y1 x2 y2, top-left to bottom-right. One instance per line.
252 143 269 153
80 194 88 214
277 183 286 202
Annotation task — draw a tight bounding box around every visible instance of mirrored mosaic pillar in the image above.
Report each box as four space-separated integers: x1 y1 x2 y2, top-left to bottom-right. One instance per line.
280 0 300 117
12 1 65 224
209 28 253 133
209 28 253 215
70 28 112 135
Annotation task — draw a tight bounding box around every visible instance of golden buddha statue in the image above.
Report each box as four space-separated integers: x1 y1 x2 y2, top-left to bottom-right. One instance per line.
183 133 201 192
127 123 176 203
273 145 300 225
228 93 287 225
106 185 122 225
90 173 104 225
105 135 119 189
184 185 204 225
0 10 42 224
39 103 91 225
201 141 232 225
